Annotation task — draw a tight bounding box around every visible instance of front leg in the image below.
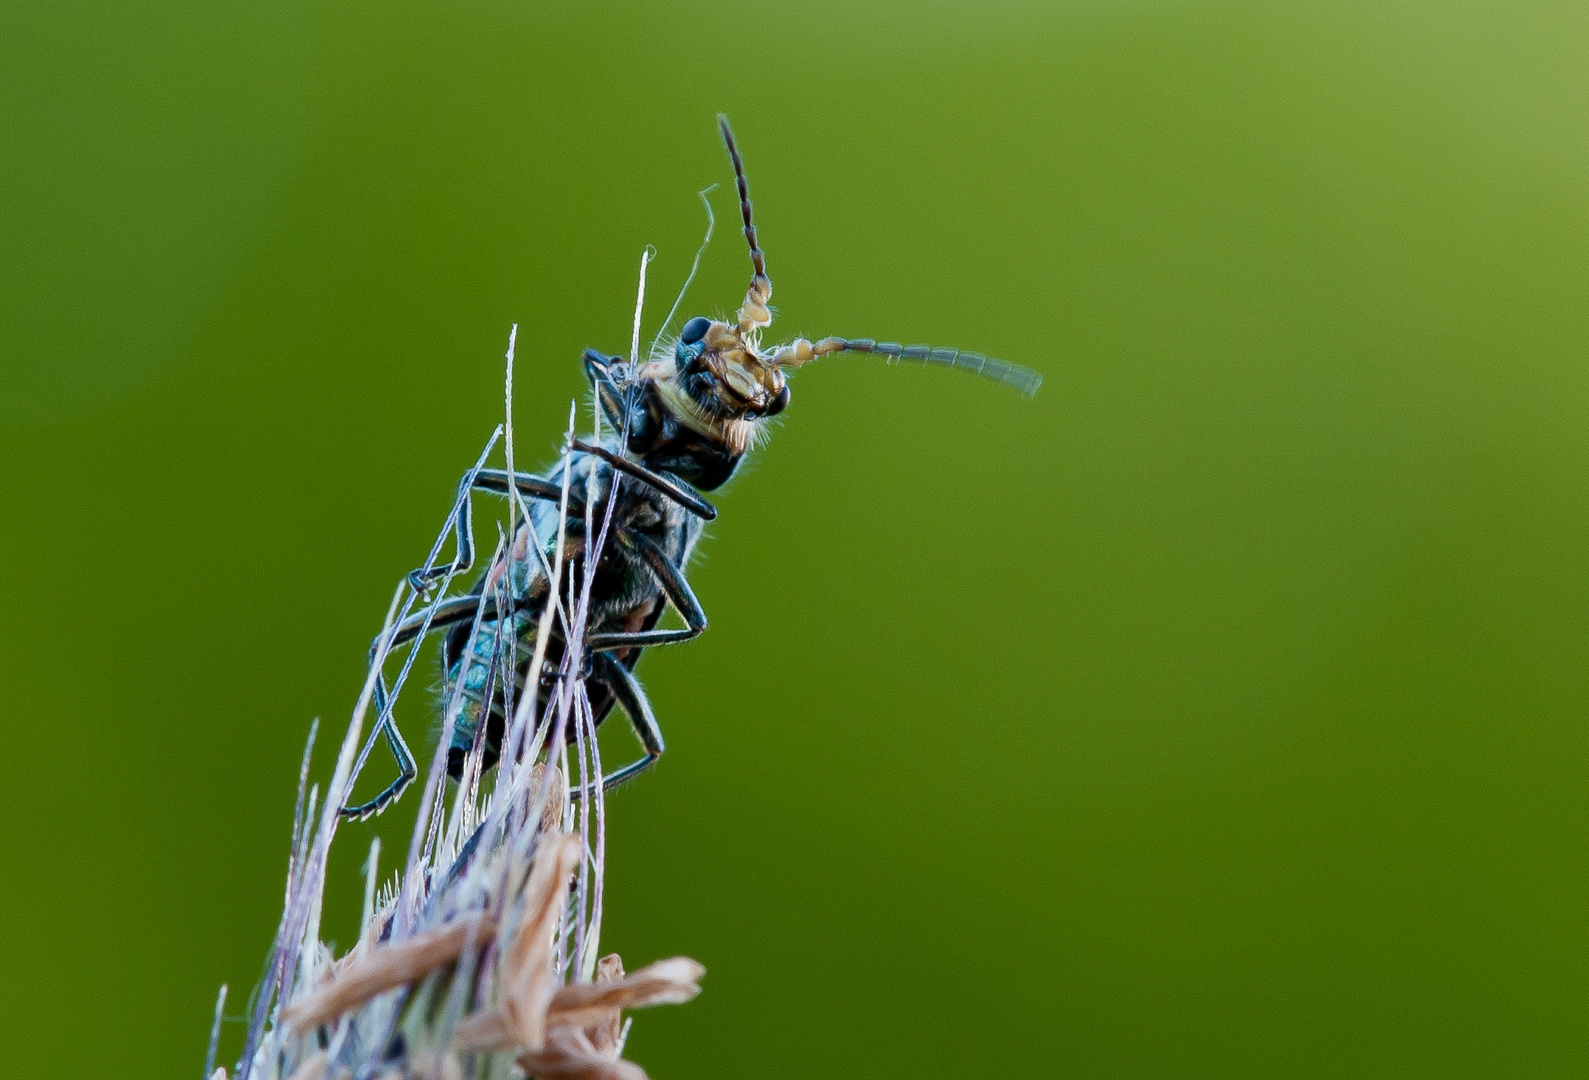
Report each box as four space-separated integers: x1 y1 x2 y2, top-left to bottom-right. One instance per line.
570 439 717 521
586 530 708 650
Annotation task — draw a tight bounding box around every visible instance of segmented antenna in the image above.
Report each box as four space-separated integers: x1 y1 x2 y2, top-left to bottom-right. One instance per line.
718 114 773 333
854 340 1043 396
764 336 1043 397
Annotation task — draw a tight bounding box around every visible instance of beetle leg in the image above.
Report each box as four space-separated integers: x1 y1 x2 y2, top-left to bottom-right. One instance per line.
407 475 474 597
383 595 486 650
471 469 574 504
570 439 717 521
338 594 500 820
339 677 418 821
581 651 665 793
586 531 708 650
409 469 583 597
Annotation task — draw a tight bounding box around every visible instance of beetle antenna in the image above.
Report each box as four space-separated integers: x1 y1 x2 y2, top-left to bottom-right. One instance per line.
763 336 1043 397
718 114 773 336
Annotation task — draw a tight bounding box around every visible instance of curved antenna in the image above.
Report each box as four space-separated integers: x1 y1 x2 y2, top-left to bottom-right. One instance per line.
718 114 773 335
764 336 1043 397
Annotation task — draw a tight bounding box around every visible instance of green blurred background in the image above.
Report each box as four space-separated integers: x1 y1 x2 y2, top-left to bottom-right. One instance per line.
3 0 1588 1075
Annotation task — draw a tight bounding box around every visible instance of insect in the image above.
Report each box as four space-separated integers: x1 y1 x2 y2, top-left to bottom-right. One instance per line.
339 116 1042 820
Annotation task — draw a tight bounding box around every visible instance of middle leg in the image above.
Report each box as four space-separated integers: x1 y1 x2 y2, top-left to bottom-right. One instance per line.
409 468 581 597
586 530 708 651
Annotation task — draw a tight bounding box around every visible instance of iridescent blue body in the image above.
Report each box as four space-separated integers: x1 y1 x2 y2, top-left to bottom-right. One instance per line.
441 443 705 778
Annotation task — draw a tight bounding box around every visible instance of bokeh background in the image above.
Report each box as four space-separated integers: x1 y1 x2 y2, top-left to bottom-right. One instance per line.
4 1 1588 1076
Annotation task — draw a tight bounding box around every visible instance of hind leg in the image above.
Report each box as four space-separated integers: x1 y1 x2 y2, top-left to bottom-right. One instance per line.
584 652 665 793
338 596 498 820
339 678 419 821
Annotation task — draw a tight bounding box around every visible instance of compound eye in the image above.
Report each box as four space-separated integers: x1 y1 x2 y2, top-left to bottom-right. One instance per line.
679 316 712 346
765 382 791 416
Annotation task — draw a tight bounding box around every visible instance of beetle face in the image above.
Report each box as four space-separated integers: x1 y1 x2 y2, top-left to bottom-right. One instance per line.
581 328 782 471
672 315 789 423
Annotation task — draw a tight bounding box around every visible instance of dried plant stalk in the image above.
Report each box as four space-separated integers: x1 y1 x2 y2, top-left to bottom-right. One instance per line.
220 307 702 1080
